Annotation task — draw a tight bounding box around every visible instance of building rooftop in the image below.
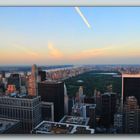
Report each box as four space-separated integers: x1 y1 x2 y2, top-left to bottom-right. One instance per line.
73 103 96 107
32 121 94 134
40 80 63 84
122 73 140 78
59 115 89 126
0 93 40 100
0 118 20 134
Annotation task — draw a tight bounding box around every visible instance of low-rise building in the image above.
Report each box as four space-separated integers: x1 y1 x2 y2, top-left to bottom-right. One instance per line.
0 118 21 134
0 94 42 133
32 121 95 134
59 115 89 126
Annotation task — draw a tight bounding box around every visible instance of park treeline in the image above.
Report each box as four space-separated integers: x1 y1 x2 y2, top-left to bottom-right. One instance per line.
64 71 122 97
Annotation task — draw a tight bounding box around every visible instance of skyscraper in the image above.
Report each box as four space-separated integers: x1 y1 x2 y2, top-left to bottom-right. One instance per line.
1 71 5 78
101 92 117 128
41 101 54 121
64 83 68 115
7 73 21 91
123 96 140 133
0 95 42 133
38 69 46 82
6 85 16 94
28 64 38 96
38 80 64 122
122 74 140 106
114 113 123 133
75 86 85 103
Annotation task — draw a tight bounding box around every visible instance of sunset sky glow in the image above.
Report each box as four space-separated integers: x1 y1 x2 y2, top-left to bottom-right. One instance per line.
0 7 140 65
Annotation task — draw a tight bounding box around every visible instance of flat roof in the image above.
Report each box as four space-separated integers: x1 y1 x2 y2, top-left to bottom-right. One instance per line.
41 101 54 106
0 118 20 134
0 94 40 100
40 80 63 84
72 103 96 108
59 115 90 126
102 92 116 96
122 73 140 78
32 121 94 134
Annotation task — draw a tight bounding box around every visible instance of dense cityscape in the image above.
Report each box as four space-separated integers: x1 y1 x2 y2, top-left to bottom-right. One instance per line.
0 6 140 135
0 64 140 134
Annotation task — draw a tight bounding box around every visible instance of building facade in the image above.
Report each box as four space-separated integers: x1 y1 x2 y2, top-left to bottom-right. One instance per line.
38 80 64 122
0 96 42 133
28 64 38 96
123 96 140 133
7 73 21 91
122 74 140 106
41 101 54 121
0 118 21 134
101 92 117 128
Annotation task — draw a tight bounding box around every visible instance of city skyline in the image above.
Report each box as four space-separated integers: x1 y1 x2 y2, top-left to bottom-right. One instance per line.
0 63 140 134
0 7 140 65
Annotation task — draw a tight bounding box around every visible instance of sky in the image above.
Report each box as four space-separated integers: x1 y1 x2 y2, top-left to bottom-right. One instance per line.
0 7 140 65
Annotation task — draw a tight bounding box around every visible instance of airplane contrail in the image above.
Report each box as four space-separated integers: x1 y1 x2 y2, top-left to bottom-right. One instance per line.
75 7 91 29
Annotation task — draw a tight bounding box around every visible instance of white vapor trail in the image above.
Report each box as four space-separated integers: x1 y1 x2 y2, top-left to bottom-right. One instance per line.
75 7 91 29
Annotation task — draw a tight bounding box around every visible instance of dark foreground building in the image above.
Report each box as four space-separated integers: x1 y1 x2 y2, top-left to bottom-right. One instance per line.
122 74 140 106
0 95 42 133
0 118 21 134
7 73 21 91
38 80 64 122
101 92 117 128
38 70 46 82
41 101 54 121
123 96 140 133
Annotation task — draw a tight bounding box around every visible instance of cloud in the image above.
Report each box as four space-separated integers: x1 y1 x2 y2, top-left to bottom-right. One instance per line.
69 44 140 61
1 41 140 65
47 42 64 59
71 46 112 60
12 43 39 57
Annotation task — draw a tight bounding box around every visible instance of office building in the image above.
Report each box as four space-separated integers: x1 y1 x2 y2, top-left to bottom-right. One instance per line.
28 64 38 96
0 95 42 133
88 105 96 128
64 83 68 115
94 90 102 116
0 118 21 134
101 92 117 128
114 113 123 133
7 73 21 91
122 74 140 106
21 76 27 87
6 85 16 94
84 97 94 104
72 103 83 117
32 121 95 134
68 97 74 115
0 71 5 78
41 102 54 121
75 86 85 103
38 69 46 82
123 96 140 133
20 86 27 94
38 80 64 122
1 77 7 90
0 83 5 93
72 103 96 128
59 115 89 126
